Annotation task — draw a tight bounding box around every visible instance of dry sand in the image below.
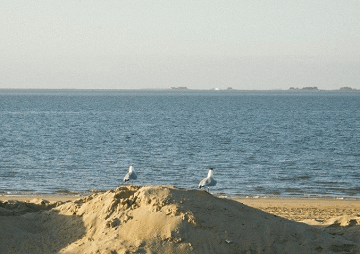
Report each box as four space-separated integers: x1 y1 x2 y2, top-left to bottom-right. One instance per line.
1 186 360 254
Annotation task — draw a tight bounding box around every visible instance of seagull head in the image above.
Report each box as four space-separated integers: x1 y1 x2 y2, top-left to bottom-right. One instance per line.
129 165 134 172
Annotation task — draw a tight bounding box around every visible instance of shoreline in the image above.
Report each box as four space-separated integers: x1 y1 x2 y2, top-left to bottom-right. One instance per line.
0 88 359 92
2 191 360 202
0 195 80 202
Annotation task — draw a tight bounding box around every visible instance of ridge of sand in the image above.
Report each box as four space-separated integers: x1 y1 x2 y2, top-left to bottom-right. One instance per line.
1 185 360 254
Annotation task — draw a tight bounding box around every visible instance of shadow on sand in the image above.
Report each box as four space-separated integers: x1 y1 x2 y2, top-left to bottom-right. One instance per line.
0 199 86 254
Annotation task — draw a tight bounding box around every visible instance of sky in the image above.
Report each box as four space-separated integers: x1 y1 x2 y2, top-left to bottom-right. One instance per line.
1 0 359 90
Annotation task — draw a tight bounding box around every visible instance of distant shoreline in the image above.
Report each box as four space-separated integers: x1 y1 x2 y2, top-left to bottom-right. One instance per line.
0 88 358 92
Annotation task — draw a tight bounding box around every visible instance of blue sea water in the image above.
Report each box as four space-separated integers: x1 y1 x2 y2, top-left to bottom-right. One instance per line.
0 90 359 198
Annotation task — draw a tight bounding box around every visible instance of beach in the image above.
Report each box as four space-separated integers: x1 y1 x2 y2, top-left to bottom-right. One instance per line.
237 198 360 223
1 186 360 254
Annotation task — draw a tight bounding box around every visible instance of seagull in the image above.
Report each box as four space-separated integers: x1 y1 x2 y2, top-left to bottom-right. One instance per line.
124 165 137 185
198 168 217 192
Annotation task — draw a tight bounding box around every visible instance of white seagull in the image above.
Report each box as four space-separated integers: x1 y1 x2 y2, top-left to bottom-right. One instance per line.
198 168 217 192
124 165 137 185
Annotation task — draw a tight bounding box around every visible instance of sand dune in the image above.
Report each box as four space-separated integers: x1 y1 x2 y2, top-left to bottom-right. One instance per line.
1 186 360 253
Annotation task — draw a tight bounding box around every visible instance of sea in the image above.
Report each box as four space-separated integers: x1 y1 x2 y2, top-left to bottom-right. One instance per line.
0 90 359 199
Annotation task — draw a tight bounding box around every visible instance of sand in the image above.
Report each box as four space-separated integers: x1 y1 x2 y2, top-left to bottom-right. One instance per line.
1 186 359 254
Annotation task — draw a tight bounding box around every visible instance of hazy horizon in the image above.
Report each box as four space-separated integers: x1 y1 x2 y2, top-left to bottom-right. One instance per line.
1 1 359 90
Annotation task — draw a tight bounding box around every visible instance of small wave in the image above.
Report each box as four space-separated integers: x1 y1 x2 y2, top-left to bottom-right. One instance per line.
303 194 321 198
265 191 281 196
254 186 265 191
285 188 304 193
295 175 311 180
0 171 18 177
279 177 292 181
343 165 356 168
279 175 311 181
315 181 346 185
343 187 360 197
87 189 109 193
53 189 81 195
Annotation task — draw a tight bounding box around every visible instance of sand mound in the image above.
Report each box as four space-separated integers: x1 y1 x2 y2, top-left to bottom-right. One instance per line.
1 186 360 254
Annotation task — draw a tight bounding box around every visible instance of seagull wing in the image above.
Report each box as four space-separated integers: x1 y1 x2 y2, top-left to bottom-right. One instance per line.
198 177 208 188
124 171 132 182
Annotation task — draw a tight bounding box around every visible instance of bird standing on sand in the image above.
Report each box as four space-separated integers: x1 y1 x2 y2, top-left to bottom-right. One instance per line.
198 168 217 192
124 165 137 185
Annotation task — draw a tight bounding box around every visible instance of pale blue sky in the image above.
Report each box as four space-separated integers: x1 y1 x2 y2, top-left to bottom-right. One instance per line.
1 0 359 90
